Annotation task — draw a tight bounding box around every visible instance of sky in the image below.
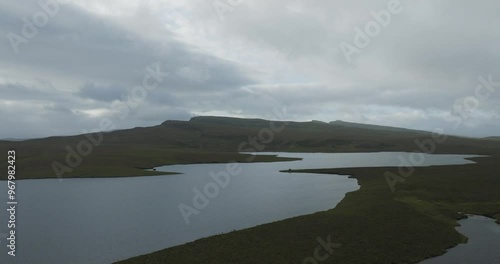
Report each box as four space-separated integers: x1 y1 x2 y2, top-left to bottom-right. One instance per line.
1 0 499 139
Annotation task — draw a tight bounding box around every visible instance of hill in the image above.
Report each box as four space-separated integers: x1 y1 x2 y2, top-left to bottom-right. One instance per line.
1 116 499 180
2 116 499 264
112 117 500 264
329 120 430 134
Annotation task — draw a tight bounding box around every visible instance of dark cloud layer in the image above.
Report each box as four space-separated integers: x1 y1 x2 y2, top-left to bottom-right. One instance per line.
1 0 499 138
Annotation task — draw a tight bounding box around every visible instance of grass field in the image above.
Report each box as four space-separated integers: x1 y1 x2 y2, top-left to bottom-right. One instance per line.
2 116 500 180
116 154 500 264
1 116 499 263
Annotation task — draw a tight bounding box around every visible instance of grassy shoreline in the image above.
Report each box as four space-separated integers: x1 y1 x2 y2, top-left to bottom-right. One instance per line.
116 154 500 264
3 116 500 181
0 149 299 180
2 118 499 262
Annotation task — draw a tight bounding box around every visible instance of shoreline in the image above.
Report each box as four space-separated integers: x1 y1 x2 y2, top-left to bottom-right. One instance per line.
116 154 500 264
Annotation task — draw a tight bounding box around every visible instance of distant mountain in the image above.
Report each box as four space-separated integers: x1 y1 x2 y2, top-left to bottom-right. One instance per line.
484 136 500 141
2 115 500 180
4 116 496 153
329 120 429 134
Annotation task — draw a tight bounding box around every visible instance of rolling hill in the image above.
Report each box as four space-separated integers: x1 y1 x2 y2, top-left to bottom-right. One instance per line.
1 116 499 180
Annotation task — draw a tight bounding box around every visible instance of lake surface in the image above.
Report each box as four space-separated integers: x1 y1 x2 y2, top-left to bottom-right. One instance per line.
420 215 500 264
0 152 479 264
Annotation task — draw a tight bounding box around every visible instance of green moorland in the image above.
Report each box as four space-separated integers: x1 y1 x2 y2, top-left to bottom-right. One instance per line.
1 116 499 263
117 154 500 264
1 116 499 180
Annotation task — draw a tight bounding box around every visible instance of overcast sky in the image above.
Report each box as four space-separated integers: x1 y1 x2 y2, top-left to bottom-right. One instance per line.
1 0 499 139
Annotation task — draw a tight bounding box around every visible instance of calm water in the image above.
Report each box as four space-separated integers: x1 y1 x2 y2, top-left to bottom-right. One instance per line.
420 215 500 264
0 152 479 264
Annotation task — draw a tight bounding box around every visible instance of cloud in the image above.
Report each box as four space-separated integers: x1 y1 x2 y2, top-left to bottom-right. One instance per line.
1 0 499 138
77 83 125 102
